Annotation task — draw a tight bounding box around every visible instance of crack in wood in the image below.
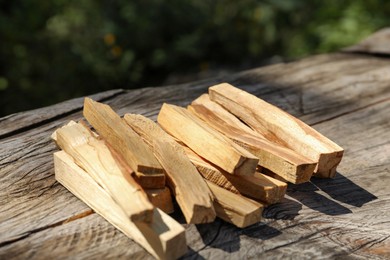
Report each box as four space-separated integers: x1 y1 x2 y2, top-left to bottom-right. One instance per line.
0 209 94 248
0 90 126 140
310 96 390 126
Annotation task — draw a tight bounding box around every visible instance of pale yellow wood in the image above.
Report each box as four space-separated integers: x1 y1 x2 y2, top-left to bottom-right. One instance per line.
157 103 259 175
184 146 287 204
206 181 263 228
83 98 165 188
124 114 216 224
52 121 154 223
145 187 174 214
54 151 187 260
188 94 316 183
209 83 344 178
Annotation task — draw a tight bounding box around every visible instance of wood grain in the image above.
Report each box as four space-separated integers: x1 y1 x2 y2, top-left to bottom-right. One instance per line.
206 181 264 228
209 83 344 178
124 114 216 224
54 151 187 260
53 121 154 222
1 31 390 259
188 94 316 183
183 146 287 204
157 103 259 175
83 98 165 188
0 89 124 139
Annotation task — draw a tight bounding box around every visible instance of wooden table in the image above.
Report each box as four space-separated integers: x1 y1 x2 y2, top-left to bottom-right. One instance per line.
1 31 390 259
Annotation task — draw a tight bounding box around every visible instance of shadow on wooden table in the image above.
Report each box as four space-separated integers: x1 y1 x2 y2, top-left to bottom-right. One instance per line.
311 172 377 207
263 197 303 220
286 172 377 216
179 171 378 259
181 219 282 258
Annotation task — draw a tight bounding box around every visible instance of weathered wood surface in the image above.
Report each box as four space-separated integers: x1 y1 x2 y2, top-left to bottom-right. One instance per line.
1 30 390 259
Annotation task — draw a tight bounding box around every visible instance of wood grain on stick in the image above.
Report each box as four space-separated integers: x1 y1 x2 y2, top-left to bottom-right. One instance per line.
188 94 316 183
54 151 187 260
52 121 154 223
157 103 259 175
209 83 344 178
184 147 287 204
124 114 216 224
83 98 165 188
206 181 263 228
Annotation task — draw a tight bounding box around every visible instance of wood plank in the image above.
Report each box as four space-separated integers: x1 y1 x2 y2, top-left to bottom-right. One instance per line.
206 181 263 228
123 114 216 224
183 146 287 204
145 187 174 214
3 99 389 259
0 213 156 260
83 98 165 188
188 94 316 183
54 151 187 260
209 83 344 178
53 121 154 223
157 103 259 175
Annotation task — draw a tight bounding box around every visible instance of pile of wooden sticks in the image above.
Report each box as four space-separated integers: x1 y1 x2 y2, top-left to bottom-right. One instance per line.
51 83 343 259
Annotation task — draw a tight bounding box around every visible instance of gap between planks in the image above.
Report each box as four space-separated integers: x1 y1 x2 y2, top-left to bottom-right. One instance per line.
0 90 126 140
0 209 94 248
309 96 390 126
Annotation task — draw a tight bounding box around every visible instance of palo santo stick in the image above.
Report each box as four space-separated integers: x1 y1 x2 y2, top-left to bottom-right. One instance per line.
157 103 258 175
145 187 174 214
206 180 263 228
124 114 216 224
184 146 287 204
53 121 154 222
188 94 316 183
54 151 187 260
83 98 165 188
209 83 344 178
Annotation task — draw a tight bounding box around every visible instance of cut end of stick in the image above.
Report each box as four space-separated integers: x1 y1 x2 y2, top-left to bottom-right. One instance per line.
206 181 264 228
145 187 174 214
314 150 344 178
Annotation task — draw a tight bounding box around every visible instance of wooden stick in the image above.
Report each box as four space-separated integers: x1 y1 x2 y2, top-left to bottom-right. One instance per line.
83 98 165 188
145 187 174 214
157 103 259 175
188 94 316 183
54 151 187 260
209 83 344 178
124 114 216 224
184 146 287 204
206 181 263 228
53 121 154 222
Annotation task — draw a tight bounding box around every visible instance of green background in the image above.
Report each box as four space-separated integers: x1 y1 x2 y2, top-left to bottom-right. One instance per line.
1 0 389 116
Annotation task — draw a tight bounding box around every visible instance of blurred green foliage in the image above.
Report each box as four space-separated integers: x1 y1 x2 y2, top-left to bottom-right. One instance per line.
1 0 389 116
